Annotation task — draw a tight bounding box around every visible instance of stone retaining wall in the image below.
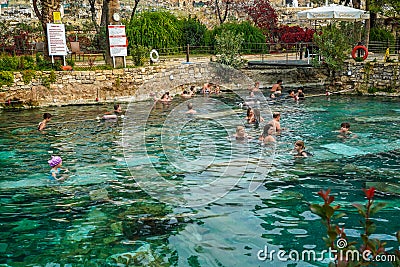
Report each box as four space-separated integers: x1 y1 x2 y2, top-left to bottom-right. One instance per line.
0 61 254 108
329 62 400 96
1 61 399 108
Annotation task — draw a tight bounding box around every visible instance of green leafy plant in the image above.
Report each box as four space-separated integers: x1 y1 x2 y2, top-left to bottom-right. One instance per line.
0 71 14 87
367 87 378 94
215 30 245 69
131 45 149 66
49 70 57 84
0 56 19 71
21 70 36 85
313 23 353 76
41 76 50 89
126 11 183 52
181 15 207 48
115 76 121 87
310 188 399 266
66 58 75 68
355 57 364 62
207 21 266 54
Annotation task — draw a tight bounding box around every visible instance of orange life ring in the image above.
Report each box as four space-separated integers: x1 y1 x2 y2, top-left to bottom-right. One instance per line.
351 45 368 60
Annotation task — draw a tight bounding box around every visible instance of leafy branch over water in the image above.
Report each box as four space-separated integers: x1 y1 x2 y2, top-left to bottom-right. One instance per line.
310 187 400 266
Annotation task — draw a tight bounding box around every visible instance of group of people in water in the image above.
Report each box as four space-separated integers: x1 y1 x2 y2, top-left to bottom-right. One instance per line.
40 79 357 180
39 104 123 181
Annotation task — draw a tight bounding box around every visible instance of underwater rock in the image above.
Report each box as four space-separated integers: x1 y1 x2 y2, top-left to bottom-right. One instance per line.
168 217 178 225
11 219 40 232
111 222 123 234
0 243 8 253
106 243 155 266
66 225 96 242
89 188 109 201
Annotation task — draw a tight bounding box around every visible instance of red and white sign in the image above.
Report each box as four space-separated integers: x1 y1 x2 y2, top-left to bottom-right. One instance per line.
46 23 67 56
108 25 128 57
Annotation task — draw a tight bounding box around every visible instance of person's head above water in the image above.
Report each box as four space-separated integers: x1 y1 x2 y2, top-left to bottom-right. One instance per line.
235 126 246 138
341 122 351 129
295 140 305 150
262 124 275 137
48 156 62 167
272 112 281 120
43 113 52 120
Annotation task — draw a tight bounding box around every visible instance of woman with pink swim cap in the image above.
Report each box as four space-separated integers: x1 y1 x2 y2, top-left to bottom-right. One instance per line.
48 156 68 181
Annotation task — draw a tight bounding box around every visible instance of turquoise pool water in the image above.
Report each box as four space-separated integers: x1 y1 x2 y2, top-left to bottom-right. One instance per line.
0 94 399 266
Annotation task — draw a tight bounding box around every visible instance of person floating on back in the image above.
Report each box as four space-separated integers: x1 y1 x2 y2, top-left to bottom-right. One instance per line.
38 113 52 131
102 104 122 120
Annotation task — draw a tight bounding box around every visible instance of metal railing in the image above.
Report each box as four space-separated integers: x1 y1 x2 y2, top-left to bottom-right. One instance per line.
2 40 399 68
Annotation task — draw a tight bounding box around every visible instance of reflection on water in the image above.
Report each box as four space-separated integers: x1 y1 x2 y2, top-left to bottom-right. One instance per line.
0 95 399 266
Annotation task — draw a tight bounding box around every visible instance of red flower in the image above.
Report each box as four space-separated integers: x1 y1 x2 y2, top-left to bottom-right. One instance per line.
318 189 334 204
363 187 375 200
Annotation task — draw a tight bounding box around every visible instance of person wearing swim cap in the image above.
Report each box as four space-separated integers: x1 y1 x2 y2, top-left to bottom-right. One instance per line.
48 156 68 181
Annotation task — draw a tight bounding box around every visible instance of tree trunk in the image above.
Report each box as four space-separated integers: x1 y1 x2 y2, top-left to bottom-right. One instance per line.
104 0 123 67
364 0 370 47
88 0 100 34
130 0 140 23
32 0 62 59
215 0 230 24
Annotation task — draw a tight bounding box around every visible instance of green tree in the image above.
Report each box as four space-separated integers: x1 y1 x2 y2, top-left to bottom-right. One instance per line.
181 16 207 47
313 23 353 76
215 30 245 69
207 21 266 53
126 11 183 50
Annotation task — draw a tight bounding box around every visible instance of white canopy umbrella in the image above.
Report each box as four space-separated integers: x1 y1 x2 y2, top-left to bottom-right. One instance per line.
297 4 369 21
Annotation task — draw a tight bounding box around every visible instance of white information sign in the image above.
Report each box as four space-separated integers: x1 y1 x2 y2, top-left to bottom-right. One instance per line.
46 23 67 56
108 25 128 57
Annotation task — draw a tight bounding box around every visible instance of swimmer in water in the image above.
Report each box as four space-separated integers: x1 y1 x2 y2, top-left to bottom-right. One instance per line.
337 122 357 138
233 126 252 140
186 102 197 114
294 140 312 157
259 124 276 143
48 156 68 181
38 113 52 131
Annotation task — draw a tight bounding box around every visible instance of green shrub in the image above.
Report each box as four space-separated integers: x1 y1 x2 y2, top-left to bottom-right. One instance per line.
35 54 52 70
0 56 19 71
41 76 50 89
126 11 183 51
215 30 245 69
207 21 266 53
22 70 36 84
355 56 364 62
181 16 207 49
370 28 395 43
66 58 75 68
130 45 149 66
0 71 14 87
19 55 36 70
49 70 57 84
313 23 353 75
368 87 378 94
